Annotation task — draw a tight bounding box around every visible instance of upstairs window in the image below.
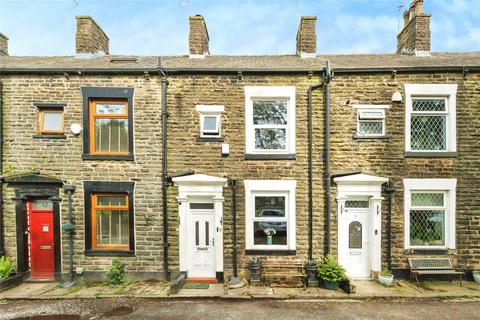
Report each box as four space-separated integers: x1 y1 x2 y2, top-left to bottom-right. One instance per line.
245 86 296 158
353 105 389 138
195 105 224 140
89 100 129 155
81 87 134 160
34 103 65 137
405 84 457 154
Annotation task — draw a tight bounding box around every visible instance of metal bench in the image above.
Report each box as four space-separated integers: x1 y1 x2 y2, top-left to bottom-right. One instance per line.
262 258 306 288
408 258 465 287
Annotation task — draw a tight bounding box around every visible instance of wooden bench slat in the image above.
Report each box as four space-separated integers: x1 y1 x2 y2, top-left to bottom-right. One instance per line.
261 259 306 288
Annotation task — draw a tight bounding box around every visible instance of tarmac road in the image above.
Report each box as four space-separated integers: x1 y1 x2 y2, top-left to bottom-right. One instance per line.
0 298 479 320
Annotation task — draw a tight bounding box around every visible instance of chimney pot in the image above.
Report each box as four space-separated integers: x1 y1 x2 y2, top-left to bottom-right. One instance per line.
397 0 430 56
189 15 209 58
296 16 317 58
0 33 8 56
75 16 109 56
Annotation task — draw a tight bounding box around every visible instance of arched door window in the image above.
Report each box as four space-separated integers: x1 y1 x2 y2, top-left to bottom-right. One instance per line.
349 221 362 249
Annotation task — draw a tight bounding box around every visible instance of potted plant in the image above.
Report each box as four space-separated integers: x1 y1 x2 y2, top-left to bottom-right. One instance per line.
473 268 480 284
378 264 394 287
248 257 262 285
0 256 23 292
264 229 276 245
305 259 318 287
317 255 347 290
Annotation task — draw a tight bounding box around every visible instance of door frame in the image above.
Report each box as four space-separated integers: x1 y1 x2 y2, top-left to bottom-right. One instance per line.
333 173 388 278
172 174 227 282
6 175 63 281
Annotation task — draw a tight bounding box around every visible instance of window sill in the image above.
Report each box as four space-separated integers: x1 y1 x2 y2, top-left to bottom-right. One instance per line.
82 154 135 161
404 151 458 158
84 250 135 257
245 153 296 160
196 136 224 142
404 248 449 255
245 249 296 256
353 134 391 140
32 134 66 139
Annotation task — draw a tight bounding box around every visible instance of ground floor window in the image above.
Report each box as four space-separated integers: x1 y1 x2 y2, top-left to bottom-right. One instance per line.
84 181 135 255
244 180 296 251
403 179 456 249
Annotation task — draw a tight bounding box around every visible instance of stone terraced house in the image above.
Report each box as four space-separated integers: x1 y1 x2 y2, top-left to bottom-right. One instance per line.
0 0 479 284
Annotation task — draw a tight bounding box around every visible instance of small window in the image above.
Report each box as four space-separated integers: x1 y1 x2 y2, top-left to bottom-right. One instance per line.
190 203 214 210
349 221 362 249
195 105 224 139
353 105 388 137
38 109 64 135
91 193 130 250
345 200 369 209
89 99 129 155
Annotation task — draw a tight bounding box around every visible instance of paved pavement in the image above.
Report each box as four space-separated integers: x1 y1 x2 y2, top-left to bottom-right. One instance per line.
1 298 479 320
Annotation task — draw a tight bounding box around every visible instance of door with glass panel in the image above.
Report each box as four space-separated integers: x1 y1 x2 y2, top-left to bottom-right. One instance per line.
188 202 216 278
339 199 370 278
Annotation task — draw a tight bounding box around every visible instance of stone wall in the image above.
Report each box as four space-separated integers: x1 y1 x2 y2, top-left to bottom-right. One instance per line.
397 14 431 54
76 16 109 55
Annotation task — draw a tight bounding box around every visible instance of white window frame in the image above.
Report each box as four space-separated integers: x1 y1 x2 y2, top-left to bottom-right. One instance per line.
195 105 224 138
245 180 296 251
404 84 457 153
403 178 456 250
244 86 296 155
352 104 389 137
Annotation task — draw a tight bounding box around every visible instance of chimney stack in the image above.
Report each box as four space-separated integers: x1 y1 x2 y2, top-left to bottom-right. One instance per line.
75 16 109 56
397 0 431 56
0 33 8 56
189 15 210 58
296 16 317 58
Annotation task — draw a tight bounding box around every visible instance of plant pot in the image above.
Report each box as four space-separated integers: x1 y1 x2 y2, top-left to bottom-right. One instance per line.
473 271 480 284
249 261 262 285
323 281 339 290
378 273 394 287
305 262 318 287
0 273 23 292
266 235 273 245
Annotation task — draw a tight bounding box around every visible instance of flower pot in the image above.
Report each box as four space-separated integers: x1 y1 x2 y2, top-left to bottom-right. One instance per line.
378 273 394 287
266 235 273 245
473 271 480 284
323 281 339 290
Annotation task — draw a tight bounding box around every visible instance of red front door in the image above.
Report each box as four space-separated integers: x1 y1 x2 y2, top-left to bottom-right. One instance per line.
28 200 55 279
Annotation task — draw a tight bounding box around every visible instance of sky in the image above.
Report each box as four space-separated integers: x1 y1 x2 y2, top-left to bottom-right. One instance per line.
1 0 479 56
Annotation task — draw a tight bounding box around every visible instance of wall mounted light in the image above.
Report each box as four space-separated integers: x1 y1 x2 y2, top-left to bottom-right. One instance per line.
221 143 229 157
392 91 402 102
70 123 82 135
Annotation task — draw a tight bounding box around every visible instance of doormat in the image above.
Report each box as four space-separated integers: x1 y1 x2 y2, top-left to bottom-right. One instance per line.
183 283 210 289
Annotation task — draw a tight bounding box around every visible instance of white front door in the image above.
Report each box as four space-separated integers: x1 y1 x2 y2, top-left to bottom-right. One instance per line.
338 200 371 278
188 204 216 278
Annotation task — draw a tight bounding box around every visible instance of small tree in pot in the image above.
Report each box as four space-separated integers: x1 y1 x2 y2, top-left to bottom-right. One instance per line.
317 255 347 290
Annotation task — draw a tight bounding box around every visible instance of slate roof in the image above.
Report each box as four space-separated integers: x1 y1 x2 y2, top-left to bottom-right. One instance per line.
1 52 480 72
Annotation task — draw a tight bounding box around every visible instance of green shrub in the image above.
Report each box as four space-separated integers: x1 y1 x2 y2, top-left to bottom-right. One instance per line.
0 256 14 279
316 255 347 283
105 258 127 286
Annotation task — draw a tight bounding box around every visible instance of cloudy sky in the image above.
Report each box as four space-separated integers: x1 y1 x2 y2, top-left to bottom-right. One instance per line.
1 0 479 56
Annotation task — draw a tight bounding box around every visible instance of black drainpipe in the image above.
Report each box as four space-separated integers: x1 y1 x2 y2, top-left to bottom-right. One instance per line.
63 184 76 284
158 58 170 281
307 79 325 262
0 81 4 257
230 179 238 279
323 60 334 256
384 180 396 271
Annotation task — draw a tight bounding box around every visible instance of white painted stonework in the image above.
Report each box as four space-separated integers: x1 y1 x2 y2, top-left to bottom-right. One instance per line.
172 174 227 278
334 173 388 278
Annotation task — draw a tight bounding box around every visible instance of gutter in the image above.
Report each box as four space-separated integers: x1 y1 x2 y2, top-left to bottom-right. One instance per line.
1 65 480 75
158 57 170 281
384 181 396 271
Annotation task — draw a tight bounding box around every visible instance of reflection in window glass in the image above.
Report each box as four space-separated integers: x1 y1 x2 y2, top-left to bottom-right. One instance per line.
253 196 287 246
32 200 53 210
252 99 288 151
95 104 126 114
190 203 214 210
95 119 129 153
